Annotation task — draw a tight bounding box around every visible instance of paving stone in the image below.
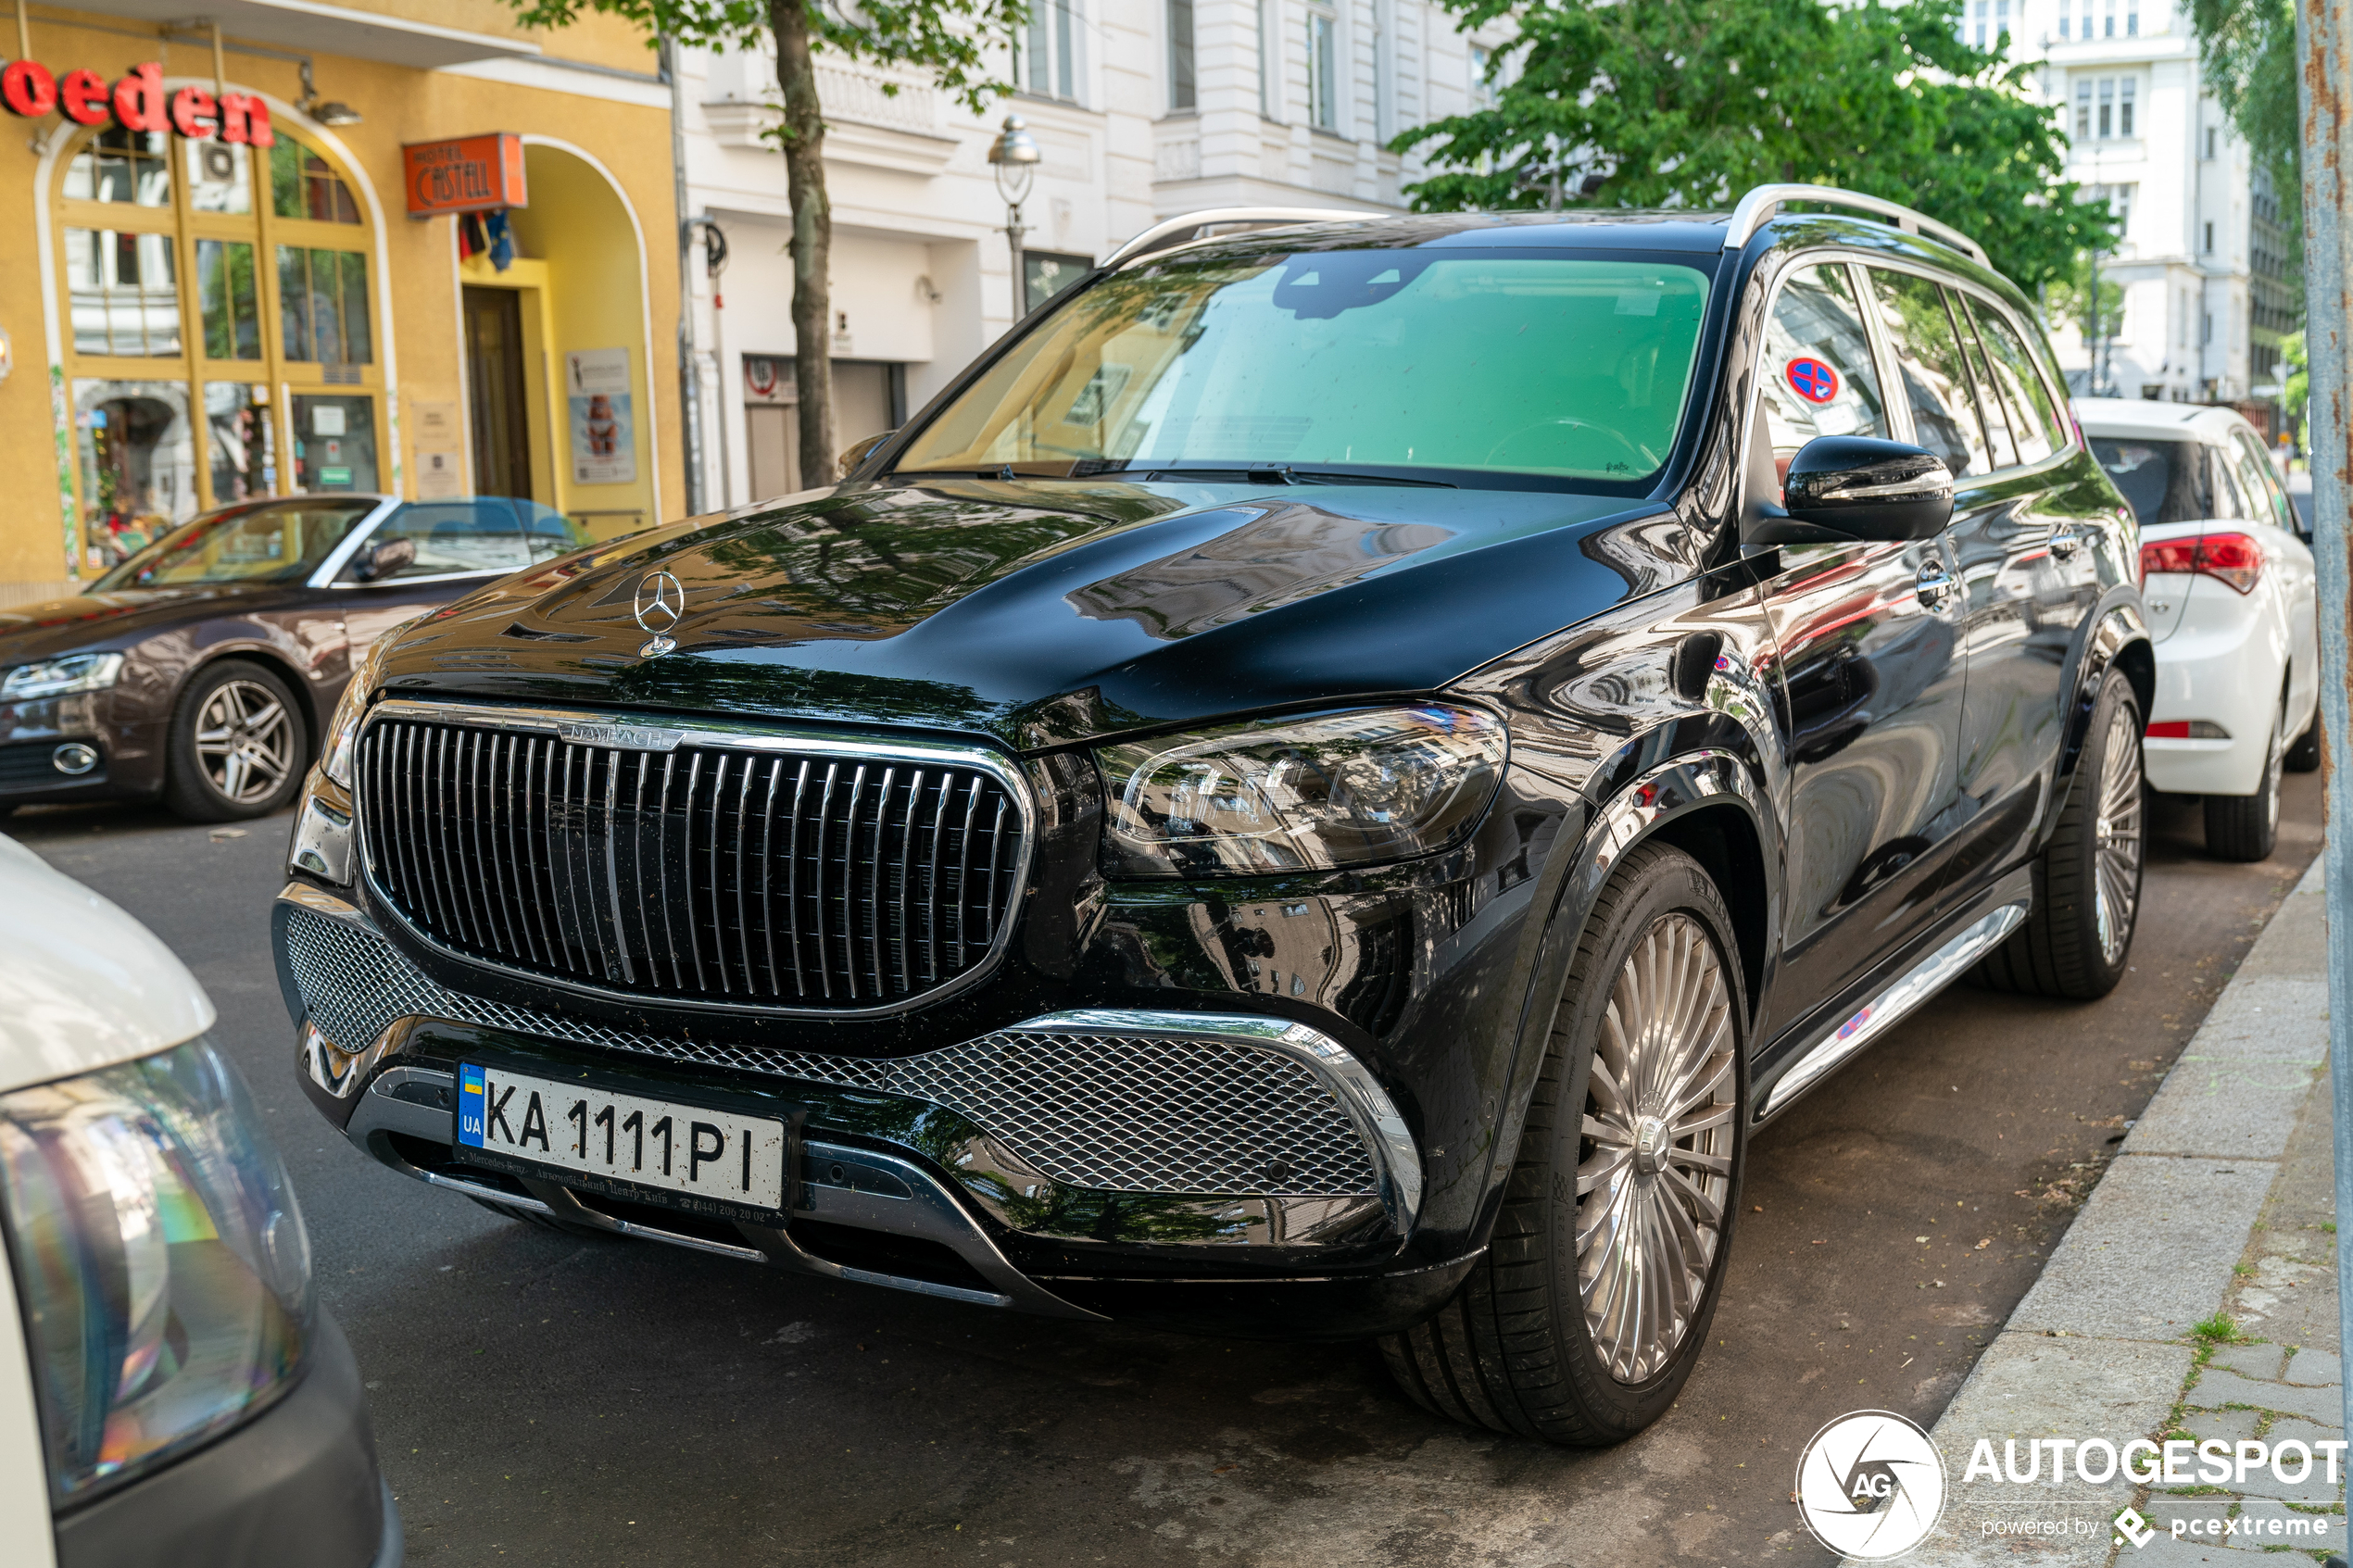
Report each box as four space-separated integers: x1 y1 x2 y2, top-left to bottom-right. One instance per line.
2195 1365 2347 1425
2284 1348 2343 1387
2008 1160 2277 1337
2228 1417 2349 1503
2177 1407 2265 1444
2235 883 2327 978
2126 1056 2319 1159
2208 1342 2291 1381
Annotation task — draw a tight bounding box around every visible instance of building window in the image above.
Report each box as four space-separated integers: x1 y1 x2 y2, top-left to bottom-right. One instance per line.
2206 126 2219 159
2097 79 2113 138
2075 80 2092 139
1258 0 1276 116
1971 0 1987 45
1168 0 1196 111
1019 0 1080 102
2205 220 2216 253
1307 7 1339 130
2120 77 2135 136
1469 44 1495 110
1995 0 2009 44
2079 77 2137 141
54 119 381 571
2060 0 2071 39
2127 0 2139 34
2105 0 2116 35
2088 182 2136 239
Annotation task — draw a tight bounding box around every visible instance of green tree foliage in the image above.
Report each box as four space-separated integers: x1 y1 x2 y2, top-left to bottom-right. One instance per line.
497 0 1024 489
2045 266 2123 346
1392 0 2110 292
2188 0 2299 206
2278 329 2308 424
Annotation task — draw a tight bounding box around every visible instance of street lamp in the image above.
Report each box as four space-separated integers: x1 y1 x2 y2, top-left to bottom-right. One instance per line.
988 114 1040 315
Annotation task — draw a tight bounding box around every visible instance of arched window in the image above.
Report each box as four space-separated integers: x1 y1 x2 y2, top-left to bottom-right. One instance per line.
55 113 383 571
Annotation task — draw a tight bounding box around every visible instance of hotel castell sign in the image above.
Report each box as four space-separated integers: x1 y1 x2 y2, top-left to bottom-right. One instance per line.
0 59 275 145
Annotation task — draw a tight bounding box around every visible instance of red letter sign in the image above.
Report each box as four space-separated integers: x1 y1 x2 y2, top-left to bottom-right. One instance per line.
1 60 55 118
58 69 109 126
219 94 273 148
168 85 216 139
112 62 165 132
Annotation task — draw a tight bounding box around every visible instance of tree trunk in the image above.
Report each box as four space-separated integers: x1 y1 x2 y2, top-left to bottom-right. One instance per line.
770 0 835 486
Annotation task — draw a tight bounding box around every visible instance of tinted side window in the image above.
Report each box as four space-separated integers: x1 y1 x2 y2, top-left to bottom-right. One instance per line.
2207 445 2252 521
1968 303 2065 463
348 499 532 580
1758 263 1892 478
2230 431 2293 530
1866 269 1989 478
1948 294 2019 469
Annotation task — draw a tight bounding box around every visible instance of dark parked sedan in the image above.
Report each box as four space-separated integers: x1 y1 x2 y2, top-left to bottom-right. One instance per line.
0 495 586 822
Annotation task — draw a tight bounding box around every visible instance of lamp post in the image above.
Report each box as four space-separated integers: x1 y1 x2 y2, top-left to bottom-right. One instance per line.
988 115 1041 317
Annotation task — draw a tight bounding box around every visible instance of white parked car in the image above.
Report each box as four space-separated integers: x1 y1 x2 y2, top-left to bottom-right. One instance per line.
2080 398 2320 860
0 834 398 1568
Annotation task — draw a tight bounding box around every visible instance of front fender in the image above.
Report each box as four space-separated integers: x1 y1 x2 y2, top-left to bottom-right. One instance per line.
2054 594 2154 813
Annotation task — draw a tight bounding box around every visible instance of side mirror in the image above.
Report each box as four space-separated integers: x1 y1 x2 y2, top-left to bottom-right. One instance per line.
354 536 415 583
1772 436 1955 543
837 429 897 479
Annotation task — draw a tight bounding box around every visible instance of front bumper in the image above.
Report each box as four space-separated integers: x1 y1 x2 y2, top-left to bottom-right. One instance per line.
52 1310 397 1568
274 884 1464 1339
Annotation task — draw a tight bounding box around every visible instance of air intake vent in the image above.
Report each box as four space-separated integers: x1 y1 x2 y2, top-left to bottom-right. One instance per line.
356 709 1029 1013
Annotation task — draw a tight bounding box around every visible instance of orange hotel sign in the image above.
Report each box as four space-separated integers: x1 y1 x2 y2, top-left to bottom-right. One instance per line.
402 133 526 219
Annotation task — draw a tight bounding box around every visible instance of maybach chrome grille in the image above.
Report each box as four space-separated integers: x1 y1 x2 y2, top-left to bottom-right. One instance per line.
283 905 1381 1198
355 711 1027 1012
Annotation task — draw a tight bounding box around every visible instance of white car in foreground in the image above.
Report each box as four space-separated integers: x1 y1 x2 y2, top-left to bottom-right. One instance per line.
0 834 398 1568
2080 398 2319 860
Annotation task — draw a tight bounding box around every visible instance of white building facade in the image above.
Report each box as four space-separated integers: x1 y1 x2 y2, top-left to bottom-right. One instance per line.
1980 0 2290 420
673 0 1505 505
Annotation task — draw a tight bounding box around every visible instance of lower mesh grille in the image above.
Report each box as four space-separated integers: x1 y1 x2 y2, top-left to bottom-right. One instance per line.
282 905 1379 1197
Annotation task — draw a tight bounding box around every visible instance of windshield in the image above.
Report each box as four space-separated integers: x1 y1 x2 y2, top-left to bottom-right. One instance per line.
894 249 1713 486
2090 437 2210 527
94 498 379 590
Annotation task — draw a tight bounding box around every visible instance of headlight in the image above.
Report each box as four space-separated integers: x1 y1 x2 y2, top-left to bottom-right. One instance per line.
1097 705 1508 877
0 1035 312 1501
2 651 125 700
320 627 407 789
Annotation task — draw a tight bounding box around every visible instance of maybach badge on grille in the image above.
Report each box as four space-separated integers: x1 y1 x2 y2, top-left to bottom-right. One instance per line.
553 721 683 750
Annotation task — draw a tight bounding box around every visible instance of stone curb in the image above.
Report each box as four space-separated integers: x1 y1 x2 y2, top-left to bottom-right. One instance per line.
1843 859 2339 1567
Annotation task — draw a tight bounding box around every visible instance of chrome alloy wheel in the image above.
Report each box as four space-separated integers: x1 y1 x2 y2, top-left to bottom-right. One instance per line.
2092 703 2145 964
195 678 295 804
1576 912 1738 1384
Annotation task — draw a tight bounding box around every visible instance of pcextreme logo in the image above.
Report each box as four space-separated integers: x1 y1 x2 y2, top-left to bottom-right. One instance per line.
1794 1410 1947 1560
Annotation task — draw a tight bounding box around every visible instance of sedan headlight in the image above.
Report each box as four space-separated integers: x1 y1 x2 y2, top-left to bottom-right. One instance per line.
2 651 125 700
320 627 408 789
0 1035 311 1501
1097 705 1508 877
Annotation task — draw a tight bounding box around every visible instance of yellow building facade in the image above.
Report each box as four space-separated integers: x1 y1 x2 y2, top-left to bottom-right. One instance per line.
0 0 682 601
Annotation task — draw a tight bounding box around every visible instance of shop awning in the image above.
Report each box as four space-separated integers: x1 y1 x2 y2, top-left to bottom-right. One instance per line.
67 0 542 69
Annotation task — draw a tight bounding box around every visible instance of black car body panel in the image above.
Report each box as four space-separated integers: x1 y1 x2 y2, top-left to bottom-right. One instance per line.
277 207 2150 1339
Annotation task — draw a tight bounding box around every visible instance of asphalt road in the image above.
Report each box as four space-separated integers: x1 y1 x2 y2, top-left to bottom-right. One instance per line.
11 771 2323 1568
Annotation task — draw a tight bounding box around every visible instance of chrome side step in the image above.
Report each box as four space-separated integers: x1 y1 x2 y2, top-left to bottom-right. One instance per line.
1761 902 2027 1116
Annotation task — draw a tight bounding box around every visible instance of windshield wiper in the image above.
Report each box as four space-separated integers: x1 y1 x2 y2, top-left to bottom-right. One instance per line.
1126 464 1456 488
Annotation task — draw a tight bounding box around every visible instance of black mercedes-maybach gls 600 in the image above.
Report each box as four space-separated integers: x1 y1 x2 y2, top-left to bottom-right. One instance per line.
275 185 2150 1445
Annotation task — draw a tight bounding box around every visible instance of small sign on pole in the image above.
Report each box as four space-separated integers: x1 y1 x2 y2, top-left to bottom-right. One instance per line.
402 133 526 219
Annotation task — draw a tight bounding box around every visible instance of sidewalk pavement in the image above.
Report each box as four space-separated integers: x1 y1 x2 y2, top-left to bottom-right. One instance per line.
1851 859 2344 1566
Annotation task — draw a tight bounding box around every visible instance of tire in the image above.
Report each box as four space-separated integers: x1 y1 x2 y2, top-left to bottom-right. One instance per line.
2286 710 2322 773
1969 669 2145 998
1379 842 1745 1445
2204 697 2284 862
162 659 307 822
465 1195 612 1240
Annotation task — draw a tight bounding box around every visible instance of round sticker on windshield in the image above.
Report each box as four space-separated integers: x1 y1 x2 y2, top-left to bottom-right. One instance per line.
1786 358 1841 403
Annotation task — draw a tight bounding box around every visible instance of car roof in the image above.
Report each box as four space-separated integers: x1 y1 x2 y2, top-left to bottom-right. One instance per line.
0 834 213 1091
2073 397 2260 442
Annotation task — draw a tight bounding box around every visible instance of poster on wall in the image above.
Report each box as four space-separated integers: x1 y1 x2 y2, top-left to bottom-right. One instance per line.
564 347 635 485
410 398 463 498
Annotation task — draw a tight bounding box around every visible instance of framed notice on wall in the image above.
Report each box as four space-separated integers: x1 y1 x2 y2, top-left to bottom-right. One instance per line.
564 347 635 485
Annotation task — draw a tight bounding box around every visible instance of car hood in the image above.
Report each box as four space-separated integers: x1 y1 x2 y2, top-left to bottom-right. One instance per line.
0 585 272 665
373 478 1693 750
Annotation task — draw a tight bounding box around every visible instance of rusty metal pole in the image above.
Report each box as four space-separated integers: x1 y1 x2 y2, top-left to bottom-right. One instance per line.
2296 0 2353 1448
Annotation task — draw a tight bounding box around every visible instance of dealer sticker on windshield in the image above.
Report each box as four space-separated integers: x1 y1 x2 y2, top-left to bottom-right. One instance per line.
456 1062 787 1210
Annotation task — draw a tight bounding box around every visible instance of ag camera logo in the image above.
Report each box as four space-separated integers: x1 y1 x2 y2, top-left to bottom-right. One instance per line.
1796 1410 1947 1560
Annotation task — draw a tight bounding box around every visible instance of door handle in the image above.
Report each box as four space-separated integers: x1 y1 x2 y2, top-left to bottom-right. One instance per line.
1915 562 1956 609
2050 522 2088 558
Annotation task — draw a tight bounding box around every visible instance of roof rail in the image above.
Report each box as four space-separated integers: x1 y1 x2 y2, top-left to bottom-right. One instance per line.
1721 183 1989 269
1102 206 1368 268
